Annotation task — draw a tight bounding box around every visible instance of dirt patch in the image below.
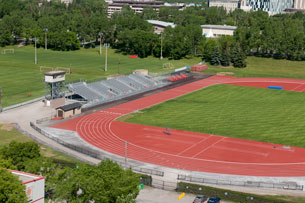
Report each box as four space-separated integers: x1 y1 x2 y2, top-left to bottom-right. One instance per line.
0 123 14 131
216 72 235 76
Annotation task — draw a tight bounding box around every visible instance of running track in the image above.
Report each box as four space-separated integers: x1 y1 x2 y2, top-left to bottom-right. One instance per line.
52 76 305 177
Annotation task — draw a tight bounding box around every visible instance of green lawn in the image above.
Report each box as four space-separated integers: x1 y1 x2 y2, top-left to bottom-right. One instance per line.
0 46 200 107
205 56 305 79
120 84 305 147
0 123 82 166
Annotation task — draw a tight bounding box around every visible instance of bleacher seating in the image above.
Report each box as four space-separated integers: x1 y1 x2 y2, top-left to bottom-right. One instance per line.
168 74 189 82
70 82 103 100
69 74 163 104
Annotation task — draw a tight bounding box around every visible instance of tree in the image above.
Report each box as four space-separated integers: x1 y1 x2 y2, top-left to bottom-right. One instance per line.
0 168 27 203
116 193 136 203
0 155 16 170
210 46 221 66
232 44 247 68
51 159 139 202
0 141 41 170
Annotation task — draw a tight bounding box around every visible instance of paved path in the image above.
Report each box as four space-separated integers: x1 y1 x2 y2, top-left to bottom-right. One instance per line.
0 101 100 165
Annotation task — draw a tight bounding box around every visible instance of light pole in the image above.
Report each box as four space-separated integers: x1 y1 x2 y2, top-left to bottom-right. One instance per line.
160 32 163 60
43 28 48 50
105 43 109 72
99 32 102 56
34 37 37 64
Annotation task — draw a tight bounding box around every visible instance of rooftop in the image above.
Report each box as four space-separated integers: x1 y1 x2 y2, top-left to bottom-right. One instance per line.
201 24 237 30
44 71 66 76
147 20 176 28
56 102 82 111
9 170 45 185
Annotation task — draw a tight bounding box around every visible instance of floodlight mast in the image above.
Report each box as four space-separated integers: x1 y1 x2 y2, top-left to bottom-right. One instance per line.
160 32 163 60
44 28 48 50
99 32 102 56
34 38 37 64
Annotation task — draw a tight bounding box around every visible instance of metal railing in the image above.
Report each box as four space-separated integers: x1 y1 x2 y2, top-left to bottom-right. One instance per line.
177 174 304 191
30 122 164 177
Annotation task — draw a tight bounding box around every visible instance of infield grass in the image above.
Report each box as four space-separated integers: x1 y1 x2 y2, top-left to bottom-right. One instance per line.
120 85 305 148
0 46 200 107
205 56 305 79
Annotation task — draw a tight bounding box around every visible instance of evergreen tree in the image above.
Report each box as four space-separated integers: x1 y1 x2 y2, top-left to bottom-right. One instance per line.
210 46 221 66
221 50 230 66
232 44 247 68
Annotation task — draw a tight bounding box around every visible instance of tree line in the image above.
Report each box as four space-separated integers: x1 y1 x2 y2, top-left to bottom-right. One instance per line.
0 0 304 65
0 141 139 202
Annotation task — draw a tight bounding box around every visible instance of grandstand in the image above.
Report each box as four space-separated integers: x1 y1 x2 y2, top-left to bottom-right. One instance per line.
68 73 184 108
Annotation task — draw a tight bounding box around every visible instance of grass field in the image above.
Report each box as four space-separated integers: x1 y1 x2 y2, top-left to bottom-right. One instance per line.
205 57 305 79
0 46 200 107
120 84 305 148
0 123 82 165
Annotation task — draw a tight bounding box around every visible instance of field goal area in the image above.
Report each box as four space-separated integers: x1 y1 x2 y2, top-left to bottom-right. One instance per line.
40 66 71 74
1 49 14 54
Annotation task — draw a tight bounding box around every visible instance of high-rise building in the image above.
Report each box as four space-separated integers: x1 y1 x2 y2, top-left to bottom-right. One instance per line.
208 0 240 12
247 0 293 15
294 0 305 9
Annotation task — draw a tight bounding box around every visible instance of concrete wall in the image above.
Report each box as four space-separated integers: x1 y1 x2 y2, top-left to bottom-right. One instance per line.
25 179 45 203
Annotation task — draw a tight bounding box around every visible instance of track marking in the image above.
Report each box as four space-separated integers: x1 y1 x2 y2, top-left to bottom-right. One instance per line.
213 145 269 157
176 135 212 156
192 137 226 158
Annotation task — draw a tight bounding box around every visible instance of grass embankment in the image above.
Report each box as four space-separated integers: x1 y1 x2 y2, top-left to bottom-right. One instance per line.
178 182 305 203
205 56 305 79
120 84 305 148
0 46 200 107
0 123 82 166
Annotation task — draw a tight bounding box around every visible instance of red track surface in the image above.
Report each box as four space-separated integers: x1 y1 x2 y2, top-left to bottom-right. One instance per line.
52 76 305 177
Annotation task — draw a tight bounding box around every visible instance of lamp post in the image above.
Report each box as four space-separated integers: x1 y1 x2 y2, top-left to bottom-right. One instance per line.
34 37 37 64
160 32 163 60
43 28 48 50
105 43 109 72
99 32 102 56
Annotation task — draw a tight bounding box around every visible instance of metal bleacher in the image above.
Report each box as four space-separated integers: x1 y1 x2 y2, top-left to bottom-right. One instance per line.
69 74 167 108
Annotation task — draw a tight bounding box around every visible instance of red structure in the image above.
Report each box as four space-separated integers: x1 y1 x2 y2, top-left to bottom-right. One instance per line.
191 64 208 72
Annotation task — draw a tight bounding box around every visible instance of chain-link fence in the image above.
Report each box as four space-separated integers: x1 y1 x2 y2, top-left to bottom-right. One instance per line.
177 174 303 191
30 122 164 177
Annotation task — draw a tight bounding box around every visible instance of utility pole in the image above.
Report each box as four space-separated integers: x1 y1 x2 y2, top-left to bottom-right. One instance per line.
118 56 120 74
160 32 163 60
44 28 48 50
34 38 37 64
0 88 2 112
99 32 102 56
105 43 108 72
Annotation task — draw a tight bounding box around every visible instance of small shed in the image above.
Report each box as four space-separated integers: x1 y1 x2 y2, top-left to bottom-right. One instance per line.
191 64 208 72
56 102 82 119
133 69 148 76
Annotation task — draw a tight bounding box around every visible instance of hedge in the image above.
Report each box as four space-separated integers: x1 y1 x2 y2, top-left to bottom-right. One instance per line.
177 182 289 203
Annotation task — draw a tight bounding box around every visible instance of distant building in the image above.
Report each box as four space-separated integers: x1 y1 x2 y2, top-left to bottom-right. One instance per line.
282 8 305 13
208 0 240 12
10 170 45 203
107 0 184 16
108 0 163 16
61 0 73 4
294 0 305 9
147 20 176 34
247 0 294 15
208 0 251 12
201 24 237 38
